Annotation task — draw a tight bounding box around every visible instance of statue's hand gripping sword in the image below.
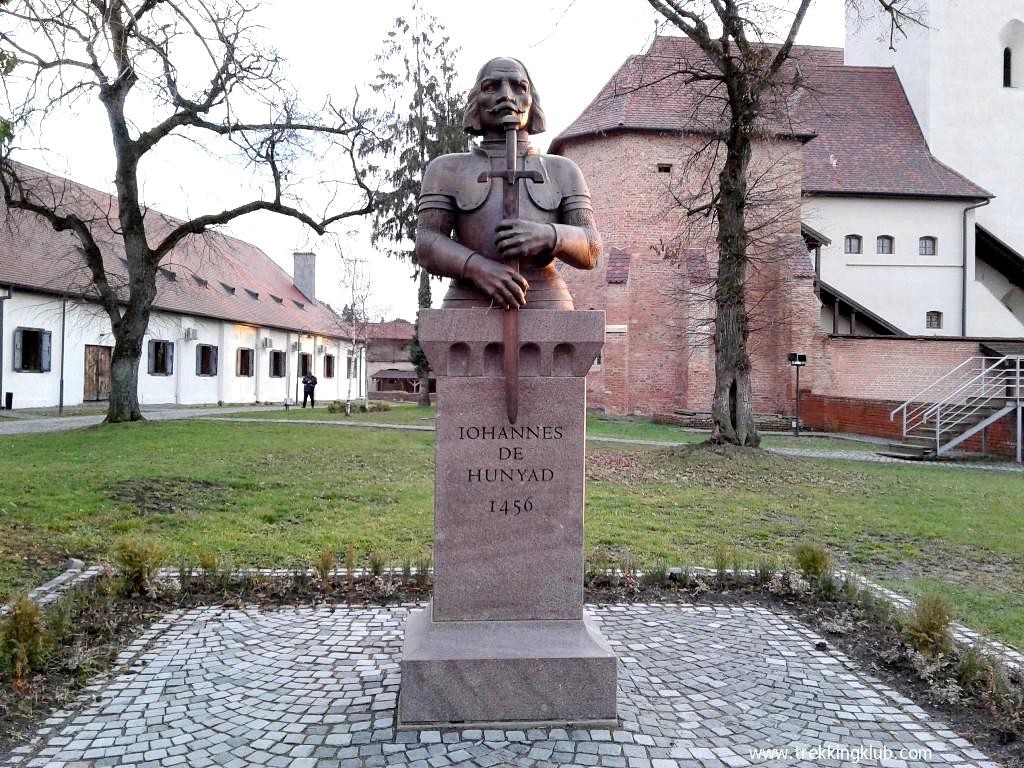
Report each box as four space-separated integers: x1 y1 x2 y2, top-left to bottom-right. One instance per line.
478 116 543 425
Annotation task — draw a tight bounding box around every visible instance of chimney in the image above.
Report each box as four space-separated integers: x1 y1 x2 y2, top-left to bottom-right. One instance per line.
293 251 316 301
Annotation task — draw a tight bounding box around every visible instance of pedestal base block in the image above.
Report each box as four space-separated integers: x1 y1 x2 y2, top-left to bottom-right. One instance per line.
399 606 618 728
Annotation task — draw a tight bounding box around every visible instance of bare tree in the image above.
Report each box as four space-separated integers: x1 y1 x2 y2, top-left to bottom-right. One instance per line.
337 254 373 414
645 0 922 446
0 0 376 422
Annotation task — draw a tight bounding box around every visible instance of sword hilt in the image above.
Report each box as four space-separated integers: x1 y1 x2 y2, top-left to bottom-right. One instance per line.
477 169 544 185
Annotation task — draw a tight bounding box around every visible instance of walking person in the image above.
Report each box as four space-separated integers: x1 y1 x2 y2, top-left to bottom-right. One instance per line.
302 372 318 408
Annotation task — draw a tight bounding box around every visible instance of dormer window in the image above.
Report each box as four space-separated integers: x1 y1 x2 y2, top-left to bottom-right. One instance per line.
876 235 894 255
844 235 862 254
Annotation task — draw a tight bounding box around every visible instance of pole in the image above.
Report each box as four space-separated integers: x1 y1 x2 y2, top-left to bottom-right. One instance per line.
58 298 67 415
795 365 801 437
0 288 7 410
1017 357 1022 465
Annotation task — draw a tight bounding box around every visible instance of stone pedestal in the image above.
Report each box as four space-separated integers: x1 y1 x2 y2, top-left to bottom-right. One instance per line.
399 308 617 728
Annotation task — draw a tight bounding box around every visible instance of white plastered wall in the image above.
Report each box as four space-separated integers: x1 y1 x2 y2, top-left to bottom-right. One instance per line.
0 289 364 410
846 0 1024 260
802 196 987 335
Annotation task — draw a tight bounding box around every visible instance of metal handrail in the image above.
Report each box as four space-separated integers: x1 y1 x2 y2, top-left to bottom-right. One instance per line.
920 359 1013 422
892 356 987 412
890 356 1006 436
889 355 1022 455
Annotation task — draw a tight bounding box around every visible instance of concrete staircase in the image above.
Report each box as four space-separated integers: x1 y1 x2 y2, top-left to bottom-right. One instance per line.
887 356 1022 461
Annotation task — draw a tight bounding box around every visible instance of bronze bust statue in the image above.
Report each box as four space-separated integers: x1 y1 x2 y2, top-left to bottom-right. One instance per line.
415 57 602 310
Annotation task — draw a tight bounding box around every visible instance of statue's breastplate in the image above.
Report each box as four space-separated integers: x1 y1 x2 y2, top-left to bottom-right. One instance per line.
444 151 573 309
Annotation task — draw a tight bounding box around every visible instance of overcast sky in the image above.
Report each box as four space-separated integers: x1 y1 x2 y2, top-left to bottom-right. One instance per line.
16 0 848 321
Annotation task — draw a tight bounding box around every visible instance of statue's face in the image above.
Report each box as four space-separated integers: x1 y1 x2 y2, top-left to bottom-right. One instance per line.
476 58 532 134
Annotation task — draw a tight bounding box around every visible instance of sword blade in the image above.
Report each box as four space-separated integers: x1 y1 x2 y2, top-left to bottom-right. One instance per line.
499 119 522 424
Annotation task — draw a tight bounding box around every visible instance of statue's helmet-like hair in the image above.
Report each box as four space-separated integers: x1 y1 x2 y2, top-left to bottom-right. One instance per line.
463 57 547 136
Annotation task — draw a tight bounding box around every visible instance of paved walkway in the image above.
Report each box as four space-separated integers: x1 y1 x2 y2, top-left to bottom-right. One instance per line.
2 603 1000 768
0 405 288 436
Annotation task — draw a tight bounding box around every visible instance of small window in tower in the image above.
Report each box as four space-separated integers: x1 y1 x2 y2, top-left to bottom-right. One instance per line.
657 163 672 173
844 235 862 254
876 235 894 255
926 310 943 329
919 236 938 256
1005 47 1013 87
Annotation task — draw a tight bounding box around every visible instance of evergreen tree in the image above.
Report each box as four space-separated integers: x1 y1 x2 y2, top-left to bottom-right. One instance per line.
365 1 466 406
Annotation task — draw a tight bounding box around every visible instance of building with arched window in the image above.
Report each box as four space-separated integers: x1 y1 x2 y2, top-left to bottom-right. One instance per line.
845 1 1024 337
549 20 1023 446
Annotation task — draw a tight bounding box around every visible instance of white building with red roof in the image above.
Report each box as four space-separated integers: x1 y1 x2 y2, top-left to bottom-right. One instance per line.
0 166 365 410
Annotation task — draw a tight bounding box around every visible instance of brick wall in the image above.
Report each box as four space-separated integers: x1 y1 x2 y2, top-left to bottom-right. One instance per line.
560 131 821 416
802 336 1020 457
802 391 1018 456
815 336 981 400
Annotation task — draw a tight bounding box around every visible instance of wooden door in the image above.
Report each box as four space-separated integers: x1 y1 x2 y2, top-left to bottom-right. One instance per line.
84 345 112 401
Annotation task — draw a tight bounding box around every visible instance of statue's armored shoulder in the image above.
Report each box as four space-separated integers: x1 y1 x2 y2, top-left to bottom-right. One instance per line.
420 152 490 211
525 153 591 212
537 154 590 197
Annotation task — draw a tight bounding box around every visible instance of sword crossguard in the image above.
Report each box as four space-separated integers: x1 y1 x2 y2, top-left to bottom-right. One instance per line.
477 169 545 184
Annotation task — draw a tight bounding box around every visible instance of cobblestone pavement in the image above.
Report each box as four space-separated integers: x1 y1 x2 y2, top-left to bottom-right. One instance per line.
4 604 999 768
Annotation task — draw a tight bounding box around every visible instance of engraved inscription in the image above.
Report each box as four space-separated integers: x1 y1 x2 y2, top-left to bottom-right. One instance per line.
458 423 564 514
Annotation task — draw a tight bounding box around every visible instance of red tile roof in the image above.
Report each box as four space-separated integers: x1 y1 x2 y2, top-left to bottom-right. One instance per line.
552 36 989 201
0 164 347 336
796 65 988 199
365 319 415 341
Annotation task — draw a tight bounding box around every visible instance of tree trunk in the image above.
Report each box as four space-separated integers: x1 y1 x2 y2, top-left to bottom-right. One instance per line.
104 241 154 423
106 338 144 422
417 375 431 407
413 268 432 408
710 124 760 447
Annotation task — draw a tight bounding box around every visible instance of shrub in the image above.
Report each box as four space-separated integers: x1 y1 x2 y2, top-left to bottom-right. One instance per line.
414 553 432 588
315 549 335 589
113 537 167 596
792 541 832 581
641 562 670 588
904 592 954 657
368 551 387 578
345 543 357 587
176 555 195 592
369 401 391 412
956 643 996 694
712 544 731 583
197 549 218 577
1 595 51 689
817 573 838 599
754 557 776 585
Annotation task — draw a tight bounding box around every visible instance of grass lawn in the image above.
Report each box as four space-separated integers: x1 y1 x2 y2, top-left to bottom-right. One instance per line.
1 416 1021 649
220 403 883 452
